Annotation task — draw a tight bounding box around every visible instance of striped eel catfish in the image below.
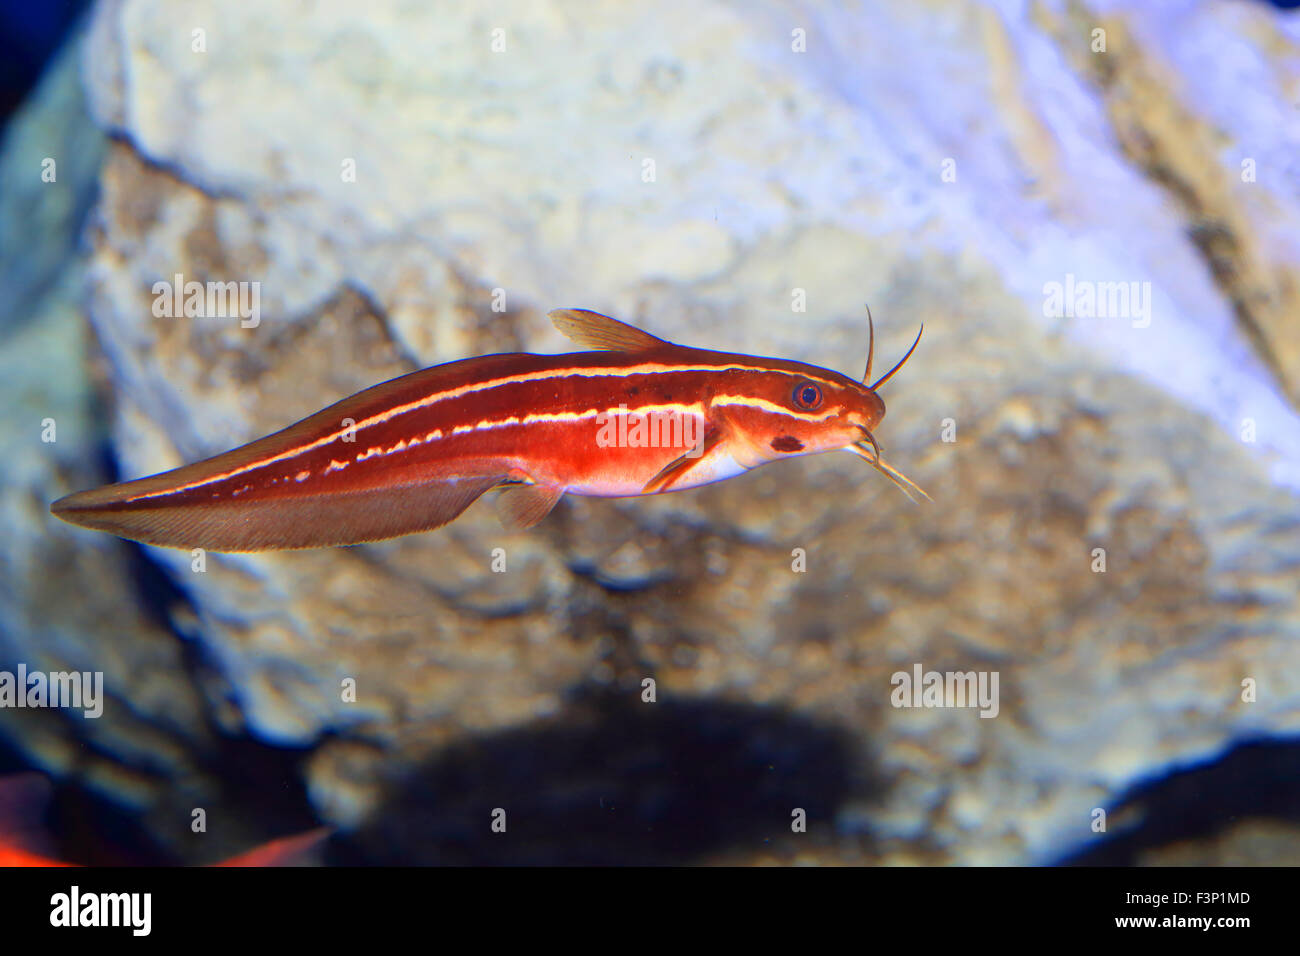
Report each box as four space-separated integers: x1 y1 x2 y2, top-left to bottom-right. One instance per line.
51 307 925 551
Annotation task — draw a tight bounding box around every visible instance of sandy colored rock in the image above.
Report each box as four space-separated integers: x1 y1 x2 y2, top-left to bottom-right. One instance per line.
1139 820 1300 867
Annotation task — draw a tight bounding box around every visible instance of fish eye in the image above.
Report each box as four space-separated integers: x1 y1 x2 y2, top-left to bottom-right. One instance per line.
792 381 823 411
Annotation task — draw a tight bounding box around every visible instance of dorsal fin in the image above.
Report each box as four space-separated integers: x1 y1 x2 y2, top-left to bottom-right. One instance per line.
548 309 670 352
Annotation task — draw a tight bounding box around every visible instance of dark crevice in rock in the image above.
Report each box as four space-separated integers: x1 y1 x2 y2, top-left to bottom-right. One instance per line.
1059 736 1300 865
566 556 675 594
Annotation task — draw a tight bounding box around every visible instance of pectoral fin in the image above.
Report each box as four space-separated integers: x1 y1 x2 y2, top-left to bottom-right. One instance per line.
642 427 724 494
495 483 565 530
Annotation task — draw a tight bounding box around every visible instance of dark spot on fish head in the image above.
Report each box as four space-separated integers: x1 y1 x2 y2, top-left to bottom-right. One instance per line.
770 435 804 453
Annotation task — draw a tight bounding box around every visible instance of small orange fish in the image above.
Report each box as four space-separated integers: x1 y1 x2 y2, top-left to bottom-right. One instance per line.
0 773 329 867
51 307 925 551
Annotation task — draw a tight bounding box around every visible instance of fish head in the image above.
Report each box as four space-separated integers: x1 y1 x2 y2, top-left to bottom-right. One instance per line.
715 318 928 502
719 363 886 464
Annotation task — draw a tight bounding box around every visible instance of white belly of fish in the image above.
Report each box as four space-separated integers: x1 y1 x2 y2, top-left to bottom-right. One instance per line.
566 448 750 497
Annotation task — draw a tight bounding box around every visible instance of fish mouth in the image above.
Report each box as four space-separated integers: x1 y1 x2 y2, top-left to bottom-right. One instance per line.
849 426 930 504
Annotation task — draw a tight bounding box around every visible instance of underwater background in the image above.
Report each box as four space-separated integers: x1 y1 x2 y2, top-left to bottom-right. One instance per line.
1 0 1298 865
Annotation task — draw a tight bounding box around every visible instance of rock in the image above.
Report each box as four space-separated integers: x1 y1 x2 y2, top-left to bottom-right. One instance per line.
1138 821 1300 867
0 30 250 858
12 0 1297 863
0 25 105 336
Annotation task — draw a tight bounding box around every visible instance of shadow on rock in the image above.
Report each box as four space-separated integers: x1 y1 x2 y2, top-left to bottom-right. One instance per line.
336 692 872 865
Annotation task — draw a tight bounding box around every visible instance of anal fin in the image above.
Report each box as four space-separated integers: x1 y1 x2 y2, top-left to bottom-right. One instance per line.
51 474 507 551
496 483 565 530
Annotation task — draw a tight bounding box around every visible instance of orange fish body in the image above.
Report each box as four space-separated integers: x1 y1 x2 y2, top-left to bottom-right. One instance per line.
51 309 924 551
